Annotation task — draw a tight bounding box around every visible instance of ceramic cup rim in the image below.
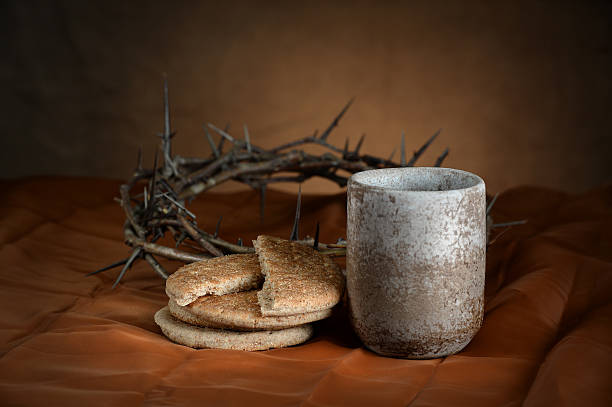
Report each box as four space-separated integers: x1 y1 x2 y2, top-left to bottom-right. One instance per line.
348 167 485 194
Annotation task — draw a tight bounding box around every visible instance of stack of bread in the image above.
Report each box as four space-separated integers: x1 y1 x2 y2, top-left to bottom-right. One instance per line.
154 235 345 351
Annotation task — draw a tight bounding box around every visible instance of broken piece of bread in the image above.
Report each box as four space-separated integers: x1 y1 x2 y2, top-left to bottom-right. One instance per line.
165 253 263 306
254 235 344 316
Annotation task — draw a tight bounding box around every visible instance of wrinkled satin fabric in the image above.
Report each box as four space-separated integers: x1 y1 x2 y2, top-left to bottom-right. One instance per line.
0 177 610 406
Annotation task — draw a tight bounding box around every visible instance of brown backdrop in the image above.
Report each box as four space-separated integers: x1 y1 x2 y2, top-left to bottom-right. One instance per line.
2 0 611 194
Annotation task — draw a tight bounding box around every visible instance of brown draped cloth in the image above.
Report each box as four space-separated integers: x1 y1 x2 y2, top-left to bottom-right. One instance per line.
0 177 610 406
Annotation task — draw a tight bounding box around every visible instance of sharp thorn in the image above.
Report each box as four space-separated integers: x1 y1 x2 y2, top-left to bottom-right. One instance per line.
342 138 349 158
492 220 528 228
487 226 512 246
159 178 177 198
136 145 143 171
204 126 220 158
400 132 407 166
486 192 500 215
243 124 252 153
214 216 223 238
160 75 174 176
160 192 196 219
112 248 142 289
388 147 397 162
163 74 171 137
151 228 164 243
217 138 225 154
354 133 366 155
144 253 168 279
86 258 128 277
289 185 302 241
434 147 449 167
237 237 243 246
408 128 441 167
313 222 320 250
208 123 236 144
148 148 159 209
219 123 230 151
319 97 355 141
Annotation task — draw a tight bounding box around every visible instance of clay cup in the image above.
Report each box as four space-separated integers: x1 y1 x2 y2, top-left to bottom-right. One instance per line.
346 167 486 358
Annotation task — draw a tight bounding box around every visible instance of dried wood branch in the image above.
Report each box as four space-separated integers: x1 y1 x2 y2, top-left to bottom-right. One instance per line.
124 224 209 263
177 214 224 257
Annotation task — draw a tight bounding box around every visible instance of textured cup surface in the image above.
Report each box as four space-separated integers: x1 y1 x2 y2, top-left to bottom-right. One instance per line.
346 167 486 358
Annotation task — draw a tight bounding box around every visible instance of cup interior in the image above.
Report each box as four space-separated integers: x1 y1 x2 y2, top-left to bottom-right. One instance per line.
350 167 483 192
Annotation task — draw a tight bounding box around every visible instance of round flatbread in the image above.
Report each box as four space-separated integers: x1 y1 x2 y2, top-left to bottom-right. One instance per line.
254 235 345 316
154 307 313 351
166 253 263 306
168 290 332 331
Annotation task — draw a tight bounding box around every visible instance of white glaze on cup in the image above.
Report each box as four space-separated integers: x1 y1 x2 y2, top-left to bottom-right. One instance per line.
346 167 486 359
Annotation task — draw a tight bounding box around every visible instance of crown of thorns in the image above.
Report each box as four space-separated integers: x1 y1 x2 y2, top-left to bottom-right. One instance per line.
90 78 517 287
